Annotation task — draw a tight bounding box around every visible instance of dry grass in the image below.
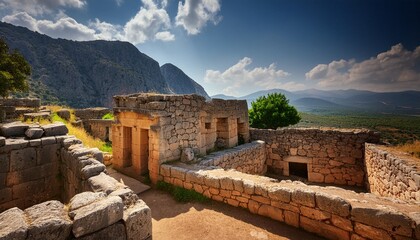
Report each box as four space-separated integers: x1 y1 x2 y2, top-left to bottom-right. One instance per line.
394 140 420 159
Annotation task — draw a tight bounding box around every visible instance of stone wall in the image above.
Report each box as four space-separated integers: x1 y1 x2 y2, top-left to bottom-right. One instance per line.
74 108 111 120
250 128 380 186
83 119 113 141
198 140 266 175
112 93 249 183
160 163 420 240
0 98 40 108
0 125 152 239
365 143 420 202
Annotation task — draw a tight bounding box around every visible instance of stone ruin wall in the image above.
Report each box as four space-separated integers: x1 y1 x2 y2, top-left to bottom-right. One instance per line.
160 163 420 240
0 98 41 122
0 125 152 240
82 119 113 141
198 140 266 175
365 143 420 202
250 128 380 186
112 94 249 183
74 108 111 121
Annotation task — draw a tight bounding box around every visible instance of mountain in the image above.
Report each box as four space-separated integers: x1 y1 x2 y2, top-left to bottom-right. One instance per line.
161 63 209 99
0 22 208 107
210 94 237 100
291 97 354 113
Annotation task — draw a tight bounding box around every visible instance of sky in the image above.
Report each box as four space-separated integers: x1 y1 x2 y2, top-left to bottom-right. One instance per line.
0 0 419 97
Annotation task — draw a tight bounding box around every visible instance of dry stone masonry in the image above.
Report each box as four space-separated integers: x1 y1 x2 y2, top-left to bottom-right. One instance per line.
365 143 420 202
112 93 249 183
0 123 152 240
250 128 380 186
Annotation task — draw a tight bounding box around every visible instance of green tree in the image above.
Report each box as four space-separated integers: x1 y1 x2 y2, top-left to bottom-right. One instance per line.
249 93 301 129
0 38 31 98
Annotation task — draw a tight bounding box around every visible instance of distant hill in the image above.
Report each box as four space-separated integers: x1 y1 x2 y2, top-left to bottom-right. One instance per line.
0 21 208 107
219 88 420 115
161 63 209 99
211 94 237 100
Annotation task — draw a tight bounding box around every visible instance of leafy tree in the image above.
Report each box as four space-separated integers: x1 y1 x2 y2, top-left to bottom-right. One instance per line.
249 93 301 129
0 38 31 98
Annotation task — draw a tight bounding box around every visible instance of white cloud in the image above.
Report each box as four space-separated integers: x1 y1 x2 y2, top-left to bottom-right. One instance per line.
306 44 420 91
0 0 86 15
89 19 124 40
115 0 123 7
123 0 174 44
175 0 221 35
204 57 302 96
155 31 175 41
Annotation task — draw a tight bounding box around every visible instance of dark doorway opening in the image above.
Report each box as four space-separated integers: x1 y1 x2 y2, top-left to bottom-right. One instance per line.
289 162 308 179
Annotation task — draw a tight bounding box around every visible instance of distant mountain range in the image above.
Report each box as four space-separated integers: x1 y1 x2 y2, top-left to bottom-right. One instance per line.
212 89 420 115
0 21 209 107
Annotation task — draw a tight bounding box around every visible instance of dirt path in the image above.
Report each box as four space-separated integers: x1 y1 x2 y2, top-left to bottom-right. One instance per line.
140 189 325 240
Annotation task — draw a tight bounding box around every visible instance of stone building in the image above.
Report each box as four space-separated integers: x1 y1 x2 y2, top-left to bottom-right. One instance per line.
112 93 250 183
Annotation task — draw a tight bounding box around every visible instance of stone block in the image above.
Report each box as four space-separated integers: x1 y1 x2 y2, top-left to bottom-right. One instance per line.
0 137 5 147
71 196 124 238
220 177 234 190
409 212 420 239
25 128 44 139
37 144 59 165
123 200 152 240
181 148 194 162
300 216 350 240
24 201 72 240
258 204 283 222
69 191 107 212
251 195 270 205
0 122 29 137
248 199 260 214
0 207 28 240
170 166 187 181
243 180 255 195
271 200 299 213
354 222 391 240
76 222 126 240
351 205 412 237
300 206 331 221
56 109 71 121
160 165 171 177
41 136 56 145
88 173 125 194
316 192 350 217
268 186 292 203
110 188 138 207
0 154 8 173
10 148 36 171
291 189 315 207
0 188 12 204
204 175 220 188
331 214 353 232
42 123 68 136
81 163 106 180
284 210 299 228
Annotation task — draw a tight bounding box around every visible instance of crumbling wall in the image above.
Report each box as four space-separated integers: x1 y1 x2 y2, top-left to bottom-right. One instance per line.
82 119 113 141
365 143 420 201
198 140 266 175
250 128 380 186
74 107 111 120
0 98 40 108
160 163 420 240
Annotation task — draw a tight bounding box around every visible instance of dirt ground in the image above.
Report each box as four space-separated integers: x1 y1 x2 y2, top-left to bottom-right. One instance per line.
140 189 325 240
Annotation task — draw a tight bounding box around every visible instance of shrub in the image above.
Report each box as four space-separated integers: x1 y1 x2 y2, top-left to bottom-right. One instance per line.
102 113 114 120
249 93 300 129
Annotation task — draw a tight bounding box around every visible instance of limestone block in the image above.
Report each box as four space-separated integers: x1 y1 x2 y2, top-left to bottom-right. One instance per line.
181 148 194 162
41 136 56 145
185 170 205 184
220 177 234 190
71 196 124 238
351 205 412 237
88 173 125 194
123 200 152 240
251 195 270 205
10 147 36 171
300 216 350 240
170 166 187 181
291 189 316 207
81 163 106 180
42 123 68 136
69 191 107 212
331 214 353 232
268 186 292 203
300 206 331 221
56 109 71 121
25 128 44 139
110 188 139 207
354 222 391 240
24 201 72 240
204 175 220 189
0 207 28 240
284 210 299 228
76 222 126 240
316 193 351 217
258 204 284 222
0 122 29 137
0 154 8 173
248 199 260 214
271 200 299 213
243 180 255 195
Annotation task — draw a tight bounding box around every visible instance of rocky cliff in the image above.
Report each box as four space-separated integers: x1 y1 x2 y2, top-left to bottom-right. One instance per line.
0 22 208 107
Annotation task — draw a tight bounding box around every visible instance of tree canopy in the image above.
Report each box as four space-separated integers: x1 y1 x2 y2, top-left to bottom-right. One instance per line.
0 38 31 98
249 93 301 129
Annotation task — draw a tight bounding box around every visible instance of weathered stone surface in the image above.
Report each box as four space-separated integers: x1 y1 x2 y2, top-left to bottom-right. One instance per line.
258 204 283 222
56 109 71 121
331 214 353 232
71 196 124 238
0 122 29 137
351 205 412 237
0 207 28 240
291 189 315 207
110 188 138 207
268 186 292 203
0 137 5 147
284 210 299 228
88 173 125 194
316 192 350 217
300 206 331 221
354 222 391 240
10 147 36 171
42 123 68 136
181 148 194 162
123 200 152 240
409 212 420 239
69 191 106 212
81 163 106 179
300 216 350 240
24 201 72 240
77 222 126 240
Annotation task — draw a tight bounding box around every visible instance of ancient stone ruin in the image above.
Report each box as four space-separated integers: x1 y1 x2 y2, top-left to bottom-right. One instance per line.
0 122 151 240
112 93 420 240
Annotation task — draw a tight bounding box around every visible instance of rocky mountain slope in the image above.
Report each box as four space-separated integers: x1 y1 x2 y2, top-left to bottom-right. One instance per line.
0 22 208 107
161 63 209 99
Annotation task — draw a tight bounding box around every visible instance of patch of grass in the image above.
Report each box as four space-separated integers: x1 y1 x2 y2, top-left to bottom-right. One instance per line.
102 113 114 120
156 181 209 203
394 140 420 159
100 142 113 153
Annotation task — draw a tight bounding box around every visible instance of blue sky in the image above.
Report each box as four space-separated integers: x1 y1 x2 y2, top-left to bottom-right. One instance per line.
1 0 419 96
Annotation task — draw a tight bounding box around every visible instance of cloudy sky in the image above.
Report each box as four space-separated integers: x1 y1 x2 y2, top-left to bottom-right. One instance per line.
1 0 419 96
